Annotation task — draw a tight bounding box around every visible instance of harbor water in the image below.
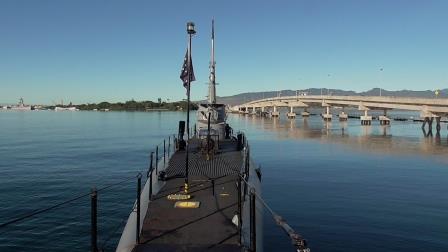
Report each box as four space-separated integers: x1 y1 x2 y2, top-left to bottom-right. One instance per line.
0 110 447 251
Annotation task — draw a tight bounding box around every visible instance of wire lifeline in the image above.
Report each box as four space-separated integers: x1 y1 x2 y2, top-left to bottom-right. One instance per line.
238 160 310 252
0 174 138 229
234 133 309 251
0 191 91 229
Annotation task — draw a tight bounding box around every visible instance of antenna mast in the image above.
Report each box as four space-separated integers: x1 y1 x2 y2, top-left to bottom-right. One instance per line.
208 19 216 104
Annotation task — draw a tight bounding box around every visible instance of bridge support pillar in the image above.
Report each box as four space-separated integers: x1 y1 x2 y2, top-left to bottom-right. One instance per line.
244 107 249 114
422 117 427 129
361 110 372 125
436 116 441 132
260 107 267 117
338 108 348 121
422 117 434 131
379 116 390 125
287 106 296 118
322 106 332 121
379 110 390 125
252 106 256 115
261 107 266 117
301 108 310 117
271 106 279 117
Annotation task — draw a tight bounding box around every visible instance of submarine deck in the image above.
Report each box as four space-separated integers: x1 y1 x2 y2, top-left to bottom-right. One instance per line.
133 139 243 252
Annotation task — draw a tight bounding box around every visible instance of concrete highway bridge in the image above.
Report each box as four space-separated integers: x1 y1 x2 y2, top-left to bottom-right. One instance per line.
232 95 448 131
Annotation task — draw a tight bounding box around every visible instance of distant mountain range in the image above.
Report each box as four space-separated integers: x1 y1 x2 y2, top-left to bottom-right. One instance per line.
208 88 448 105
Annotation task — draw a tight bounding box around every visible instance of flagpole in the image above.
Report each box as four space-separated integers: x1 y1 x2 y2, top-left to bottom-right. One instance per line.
185 22 196 193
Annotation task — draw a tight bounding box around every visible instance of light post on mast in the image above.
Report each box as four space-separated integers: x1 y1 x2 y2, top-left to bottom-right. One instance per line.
185 22 196 193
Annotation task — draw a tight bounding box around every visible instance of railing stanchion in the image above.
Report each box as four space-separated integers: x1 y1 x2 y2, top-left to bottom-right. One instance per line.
149 152 154 200
245 147 250 179
136 174 142 244
244 150 249 198
250 188 256 252
238 175 242 245
174 134 177 152
90 188 98 252
168 136 171 157
163 139 166 166
156 146 159 174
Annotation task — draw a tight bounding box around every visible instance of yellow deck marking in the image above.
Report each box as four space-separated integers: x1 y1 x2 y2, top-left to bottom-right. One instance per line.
167 194 191 200
174 201 200 208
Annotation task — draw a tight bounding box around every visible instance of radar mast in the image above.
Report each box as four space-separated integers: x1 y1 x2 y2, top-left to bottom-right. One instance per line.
208 19 216 104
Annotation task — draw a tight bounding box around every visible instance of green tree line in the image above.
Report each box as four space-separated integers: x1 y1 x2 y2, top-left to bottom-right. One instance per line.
75 99 198 111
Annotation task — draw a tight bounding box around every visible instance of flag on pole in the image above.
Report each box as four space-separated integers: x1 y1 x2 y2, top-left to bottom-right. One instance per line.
180 49 195 89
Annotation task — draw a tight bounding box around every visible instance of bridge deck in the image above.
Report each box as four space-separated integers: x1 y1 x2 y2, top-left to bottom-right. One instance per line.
133 139 243 252
237 95 448 115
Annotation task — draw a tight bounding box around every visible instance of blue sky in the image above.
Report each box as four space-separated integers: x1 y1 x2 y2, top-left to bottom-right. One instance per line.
1 0 447 104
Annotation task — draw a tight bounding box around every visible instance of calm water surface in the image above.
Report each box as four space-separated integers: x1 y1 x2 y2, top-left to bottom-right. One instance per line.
1 110 447 251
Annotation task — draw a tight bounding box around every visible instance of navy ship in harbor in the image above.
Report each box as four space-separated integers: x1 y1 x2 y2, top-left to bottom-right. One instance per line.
115 20 309 252
10 98 32 111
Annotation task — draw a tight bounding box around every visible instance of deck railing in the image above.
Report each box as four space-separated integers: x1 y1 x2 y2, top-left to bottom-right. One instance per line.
0 134 177 252
115 135 177 252
1 130 310 252
238 131 310 252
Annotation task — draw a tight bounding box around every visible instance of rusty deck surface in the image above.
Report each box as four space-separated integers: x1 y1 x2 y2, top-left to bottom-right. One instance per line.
133 139 243 252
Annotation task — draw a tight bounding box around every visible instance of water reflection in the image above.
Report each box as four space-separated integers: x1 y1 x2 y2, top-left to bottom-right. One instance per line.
303 118 309 130
289 118 295 130
380 125 389 136
422 127 432 138
234 114 448 160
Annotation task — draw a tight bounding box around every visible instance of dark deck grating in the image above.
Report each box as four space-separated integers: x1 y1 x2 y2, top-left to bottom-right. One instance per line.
165 140 242 179
133 139 243 252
